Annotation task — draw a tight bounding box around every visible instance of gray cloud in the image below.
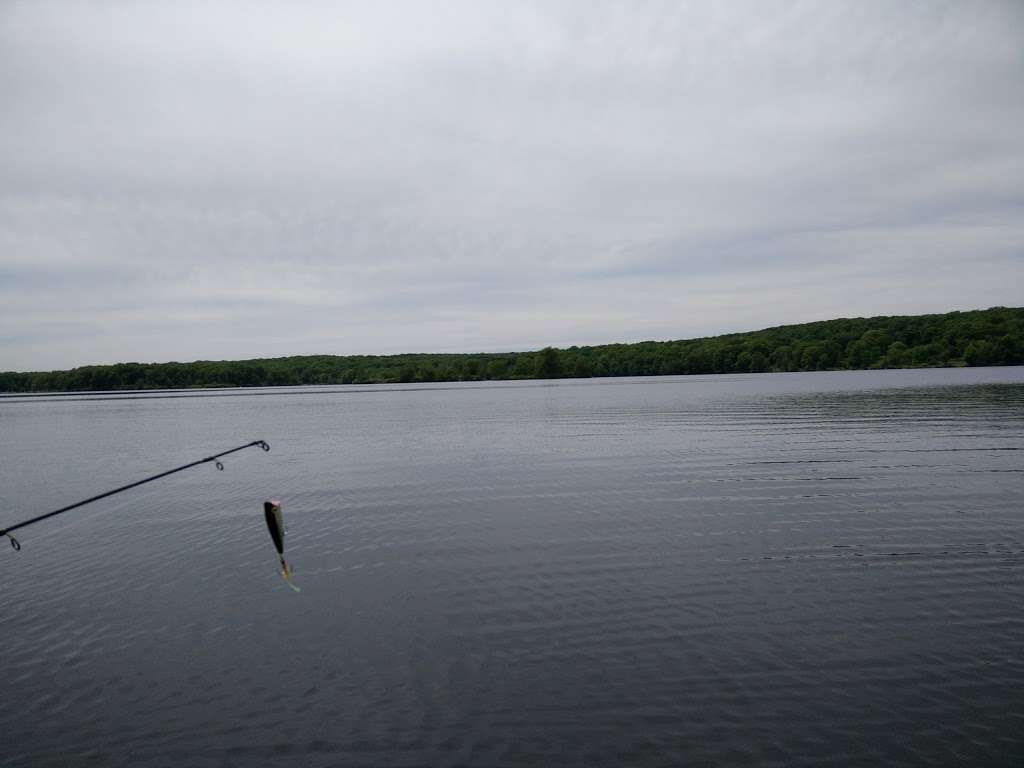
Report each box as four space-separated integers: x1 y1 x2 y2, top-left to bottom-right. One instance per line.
1 0 1022 369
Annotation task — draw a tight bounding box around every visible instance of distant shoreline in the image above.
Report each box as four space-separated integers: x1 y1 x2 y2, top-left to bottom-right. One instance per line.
2 307 1021 394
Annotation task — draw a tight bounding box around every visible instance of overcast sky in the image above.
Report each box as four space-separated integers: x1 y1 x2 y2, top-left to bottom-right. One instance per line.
1 1 1022 370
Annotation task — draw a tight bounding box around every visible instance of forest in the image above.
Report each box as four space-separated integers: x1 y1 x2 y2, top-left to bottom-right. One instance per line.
2 307 1022 393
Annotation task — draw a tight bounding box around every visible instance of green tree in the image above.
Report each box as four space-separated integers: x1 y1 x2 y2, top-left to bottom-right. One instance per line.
572 356 592 378
2 306 1022 393
535 347 563 379
909 343 941 366
846 329 890 368
748 350 769 372
884 342 909 368
964 340 997 367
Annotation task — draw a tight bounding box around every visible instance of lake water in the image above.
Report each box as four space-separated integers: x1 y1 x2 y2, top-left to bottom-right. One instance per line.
2 368 1023 767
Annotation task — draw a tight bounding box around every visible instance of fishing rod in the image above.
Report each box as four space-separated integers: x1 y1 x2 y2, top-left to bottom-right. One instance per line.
0 439 270 551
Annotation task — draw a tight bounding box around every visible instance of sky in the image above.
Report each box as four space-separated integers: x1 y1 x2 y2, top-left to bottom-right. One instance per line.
1 1 1022 371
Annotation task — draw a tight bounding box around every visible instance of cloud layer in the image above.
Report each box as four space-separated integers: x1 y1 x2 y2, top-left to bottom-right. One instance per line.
2 1 1022 369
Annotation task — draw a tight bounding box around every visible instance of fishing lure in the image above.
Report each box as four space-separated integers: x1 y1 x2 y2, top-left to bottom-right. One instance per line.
264 499 299 592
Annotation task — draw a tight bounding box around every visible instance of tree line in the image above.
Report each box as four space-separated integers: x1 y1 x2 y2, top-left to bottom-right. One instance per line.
2 306 1022 393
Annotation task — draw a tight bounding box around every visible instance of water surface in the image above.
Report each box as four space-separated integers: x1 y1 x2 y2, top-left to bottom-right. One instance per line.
2 368 1023 766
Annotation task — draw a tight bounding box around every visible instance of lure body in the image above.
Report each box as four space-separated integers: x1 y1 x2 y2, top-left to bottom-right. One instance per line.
264 499 285 555
263 499 298 590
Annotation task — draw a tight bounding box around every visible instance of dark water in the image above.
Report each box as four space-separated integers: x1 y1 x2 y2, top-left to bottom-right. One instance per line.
2 368 1023 767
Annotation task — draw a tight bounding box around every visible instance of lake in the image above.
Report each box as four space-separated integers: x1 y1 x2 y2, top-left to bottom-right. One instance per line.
2 368 1023 766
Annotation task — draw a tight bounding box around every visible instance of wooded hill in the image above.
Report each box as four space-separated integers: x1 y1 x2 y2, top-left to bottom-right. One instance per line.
2 307 1022 393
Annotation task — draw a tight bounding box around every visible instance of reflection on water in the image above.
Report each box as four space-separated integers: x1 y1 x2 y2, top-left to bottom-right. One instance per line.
2 368 1023 766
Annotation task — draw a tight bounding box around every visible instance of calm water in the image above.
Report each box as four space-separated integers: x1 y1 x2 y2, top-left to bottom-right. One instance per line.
2 368 1023 767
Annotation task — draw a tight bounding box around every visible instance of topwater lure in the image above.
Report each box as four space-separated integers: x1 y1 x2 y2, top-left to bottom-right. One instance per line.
263 499 299 591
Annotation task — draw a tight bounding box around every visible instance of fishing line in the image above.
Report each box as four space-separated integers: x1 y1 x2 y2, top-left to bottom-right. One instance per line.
0 439 270 551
